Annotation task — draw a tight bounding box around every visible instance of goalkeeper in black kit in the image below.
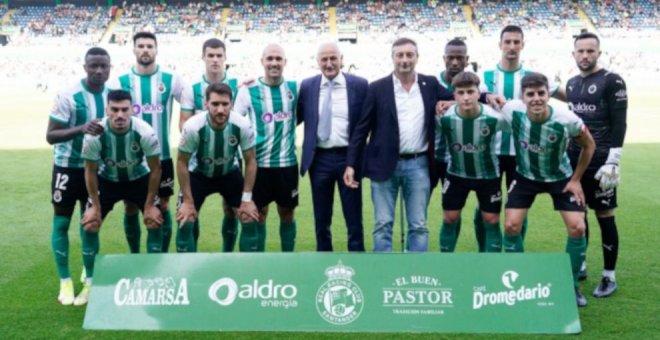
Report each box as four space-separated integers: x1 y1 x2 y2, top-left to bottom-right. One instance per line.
566 32 628 298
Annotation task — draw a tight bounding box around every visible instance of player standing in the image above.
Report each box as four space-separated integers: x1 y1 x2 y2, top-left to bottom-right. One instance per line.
179 38 240 252
233 44 300 252
78 89 163 305
112 31 186 253
566 32 627 297
501 73 595 307
46 47 110 305
476 25 565 251
437 72 506 253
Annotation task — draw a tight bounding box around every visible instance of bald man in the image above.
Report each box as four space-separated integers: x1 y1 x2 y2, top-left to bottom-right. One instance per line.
233 44 300 252
298 42 369 252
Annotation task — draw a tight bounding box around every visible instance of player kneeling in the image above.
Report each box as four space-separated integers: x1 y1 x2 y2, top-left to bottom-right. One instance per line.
500 73 595 307
79 90 163 305
175 83 259 252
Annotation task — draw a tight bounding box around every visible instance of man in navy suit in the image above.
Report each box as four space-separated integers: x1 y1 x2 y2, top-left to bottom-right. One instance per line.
298 42 368 252
344 37 454 252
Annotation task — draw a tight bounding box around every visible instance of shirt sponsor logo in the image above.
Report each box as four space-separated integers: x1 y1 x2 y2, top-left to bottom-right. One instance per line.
202 156 234 166
114 277 190 306
208 278 298 309
261 111 292 123
382 275 453 316
133 103 164 117
451 143 486 153
105 158 140 168
518 141 546 154
568 102 597 113
473 271 552 310
316 261 364 325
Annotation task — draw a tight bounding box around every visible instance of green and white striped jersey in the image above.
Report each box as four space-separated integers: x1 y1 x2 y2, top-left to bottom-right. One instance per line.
481 65 559 156
181 74 239 113
49 79 109 168
501 100 586 183
82 117 161 182
178 112 255 178
435 71 489 162
437 104 507 179
111 66 185 160
233 78 299 168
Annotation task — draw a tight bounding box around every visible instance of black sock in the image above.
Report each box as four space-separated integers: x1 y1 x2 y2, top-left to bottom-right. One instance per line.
597 216 619 271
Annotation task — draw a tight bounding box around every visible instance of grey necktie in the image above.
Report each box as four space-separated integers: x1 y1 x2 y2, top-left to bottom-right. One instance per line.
318 80 334 142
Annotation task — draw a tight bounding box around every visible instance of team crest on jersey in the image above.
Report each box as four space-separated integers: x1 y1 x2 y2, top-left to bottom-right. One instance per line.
547 133 558 143
588 84 597 94
480 125 491 137
287 91 294 101
158 82 167 94
228 135 238 146
53 190 63 203
262 112 273 123
130 141 141 153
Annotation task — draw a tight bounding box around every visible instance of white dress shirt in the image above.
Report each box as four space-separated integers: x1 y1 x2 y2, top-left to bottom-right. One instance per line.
317 73 350 148
393 74 427 154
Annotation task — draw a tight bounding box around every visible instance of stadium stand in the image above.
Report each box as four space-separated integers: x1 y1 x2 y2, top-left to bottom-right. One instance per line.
10 5 109 36
119 2 223 35
582 0 657 29
226 2 327 33
471 0 581 34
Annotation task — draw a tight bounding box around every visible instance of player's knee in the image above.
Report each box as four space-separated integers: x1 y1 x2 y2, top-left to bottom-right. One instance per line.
124 202 139 215
567 221 585 238
595 209 615 218
442 212 460 224
278 207 295 223
504 221 521 236
482 213 500 225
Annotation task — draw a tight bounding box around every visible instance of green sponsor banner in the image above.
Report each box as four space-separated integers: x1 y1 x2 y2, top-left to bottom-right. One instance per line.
83 253 580 334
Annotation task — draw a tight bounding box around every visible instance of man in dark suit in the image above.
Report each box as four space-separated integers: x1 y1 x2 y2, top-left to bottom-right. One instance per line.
344 37 453 252
298 42 368 252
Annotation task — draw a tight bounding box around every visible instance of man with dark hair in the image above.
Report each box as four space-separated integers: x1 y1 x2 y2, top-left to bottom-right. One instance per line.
475 25 566 252
233 44 300 252
437 72 507 253
179 37 240 252
344 37 453 252
46 47 111 306
176 83 259 252
501 72 595 307
566 32 627 297
78 89 163 306
111 31 186 253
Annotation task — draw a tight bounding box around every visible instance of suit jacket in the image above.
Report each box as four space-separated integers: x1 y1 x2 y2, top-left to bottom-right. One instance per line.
297 72 369 176
346 73 453 182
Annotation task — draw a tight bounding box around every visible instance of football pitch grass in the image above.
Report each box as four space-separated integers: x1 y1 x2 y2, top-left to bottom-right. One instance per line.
0 145 658 339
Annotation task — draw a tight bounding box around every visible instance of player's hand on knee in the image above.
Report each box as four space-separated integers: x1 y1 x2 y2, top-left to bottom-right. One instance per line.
81 207 101 232
175 202 197 226
143 205 163 229
238 201 259 223
594 163 620 190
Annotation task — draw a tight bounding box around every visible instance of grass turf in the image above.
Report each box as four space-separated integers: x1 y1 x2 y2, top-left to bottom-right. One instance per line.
0 145 658 339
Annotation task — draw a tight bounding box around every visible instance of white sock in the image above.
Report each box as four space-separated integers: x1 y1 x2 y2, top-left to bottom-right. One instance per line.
60 278 72 285
580 260 587 271
603 270 616 281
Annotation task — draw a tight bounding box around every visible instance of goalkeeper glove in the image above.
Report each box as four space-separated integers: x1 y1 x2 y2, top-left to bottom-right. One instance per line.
594 148 622 190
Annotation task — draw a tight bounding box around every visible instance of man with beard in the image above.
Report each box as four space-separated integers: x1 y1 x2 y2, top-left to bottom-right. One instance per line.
566 32 628 297
232 44 300 252
78 89 163 305
111 31 186 253
179 38 240 252
46 47 110 306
